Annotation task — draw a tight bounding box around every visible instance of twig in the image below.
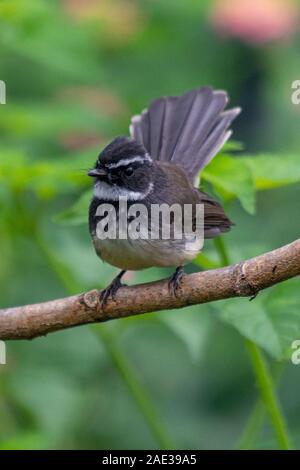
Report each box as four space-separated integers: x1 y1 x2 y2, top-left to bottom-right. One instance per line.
0 239 299 340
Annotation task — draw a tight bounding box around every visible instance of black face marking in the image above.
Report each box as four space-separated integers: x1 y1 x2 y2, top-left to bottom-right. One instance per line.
103 161 152 192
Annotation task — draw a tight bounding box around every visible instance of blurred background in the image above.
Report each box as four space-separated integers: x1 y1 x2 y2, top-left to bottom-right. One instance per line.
0 0 299 450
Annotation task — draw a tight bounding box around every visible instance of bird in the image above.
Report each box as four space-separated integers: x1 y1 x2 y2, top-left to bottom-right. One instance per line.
88 87 241 305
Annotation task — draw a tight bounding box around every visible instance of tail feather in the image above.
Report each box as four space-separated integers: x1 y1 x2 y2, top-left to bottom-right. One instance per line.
129 87 241 184
171 89 228 165
141 110 151 152
159 97 177 161
130 114 144 145
148 98 166 159
131 109 150 151
188 108 241 177
163 88 199 161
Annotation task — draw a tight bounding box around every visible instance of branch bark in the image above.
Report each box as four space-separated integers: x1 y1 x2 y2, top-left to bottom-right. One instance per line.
0 239 299 341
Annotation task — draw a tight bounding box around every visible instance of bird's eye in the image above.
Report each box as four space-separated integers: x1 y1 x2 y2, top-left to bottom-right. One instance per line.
124 167 134 177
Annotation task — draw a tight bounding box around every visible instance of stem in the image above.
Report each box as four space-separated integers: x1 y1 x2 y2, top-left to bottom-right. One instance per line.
246 341 291 450
94 326 173 449
213 237 230 266
237 400 265 450
237 362 283 450
214 236 291 450
35 234 173 449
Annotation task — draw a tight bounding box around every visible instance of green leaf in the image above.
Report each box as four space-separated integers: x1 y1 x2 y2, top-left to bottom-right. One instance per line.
202 155 256 214
217 278 300 360
160 305 212 361
0 433 47 450
0 103 112 139
0 148 90 198
202 152 300 215
0 0 104 80
222 140 244 152
54 190 92 225
194 252 220 269
244 153 300 190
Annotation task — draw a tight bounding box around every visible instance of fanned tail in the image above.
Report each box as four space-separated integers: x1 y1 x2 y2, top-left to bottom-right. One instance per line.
130 87 241 185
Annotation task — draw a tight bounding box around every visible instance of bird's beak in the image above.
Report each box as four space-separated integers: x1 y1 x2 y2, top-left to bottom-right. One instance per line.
88 168 108 178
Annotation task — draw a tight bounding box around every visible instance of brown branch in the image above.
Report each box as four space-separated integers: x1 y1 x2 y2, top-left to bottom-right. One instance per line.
0 239 299 341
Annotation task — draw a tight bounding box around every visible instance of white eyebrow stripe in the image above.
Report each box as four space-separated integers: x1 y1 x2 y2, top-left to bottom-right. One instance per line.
106 155 151 169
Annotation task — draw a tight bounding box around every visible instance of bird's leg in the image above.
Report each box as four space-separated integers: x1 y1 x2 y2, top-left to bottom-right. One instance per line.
100 270 126 306
168 266 184 297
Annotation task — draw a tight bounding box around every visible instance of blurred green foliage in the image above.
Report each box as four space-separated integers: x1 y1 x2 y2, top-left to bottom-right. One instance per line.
0 0 299 450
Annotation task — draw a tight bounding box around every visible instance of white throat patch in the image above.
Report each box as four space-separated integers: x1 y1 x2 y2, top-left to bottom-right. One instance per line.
94 180 154 201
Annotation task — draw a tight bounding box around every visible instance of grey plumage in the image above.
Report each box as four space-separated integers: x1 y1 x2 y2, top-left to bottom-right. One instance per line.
130 87 241 184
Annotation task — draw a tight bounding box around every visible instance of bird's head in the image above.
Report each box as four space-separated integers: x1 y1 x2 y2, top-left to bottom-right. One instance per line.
88 136 154 201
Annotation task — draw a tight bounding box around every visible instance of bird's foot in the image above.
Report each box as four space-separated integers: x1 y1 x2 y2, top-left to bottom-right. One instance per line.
168 266 184 297
249 291 259 301
100 270 126 307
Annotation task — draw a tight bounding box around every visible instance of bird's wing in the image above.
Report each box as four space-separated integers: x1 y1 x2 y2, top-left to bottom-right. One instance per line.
149 162 233 239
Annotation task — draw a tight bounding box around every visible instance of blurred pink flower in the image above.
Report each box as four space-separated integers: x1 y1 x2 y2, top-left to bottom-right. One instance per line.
210 0 299 45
